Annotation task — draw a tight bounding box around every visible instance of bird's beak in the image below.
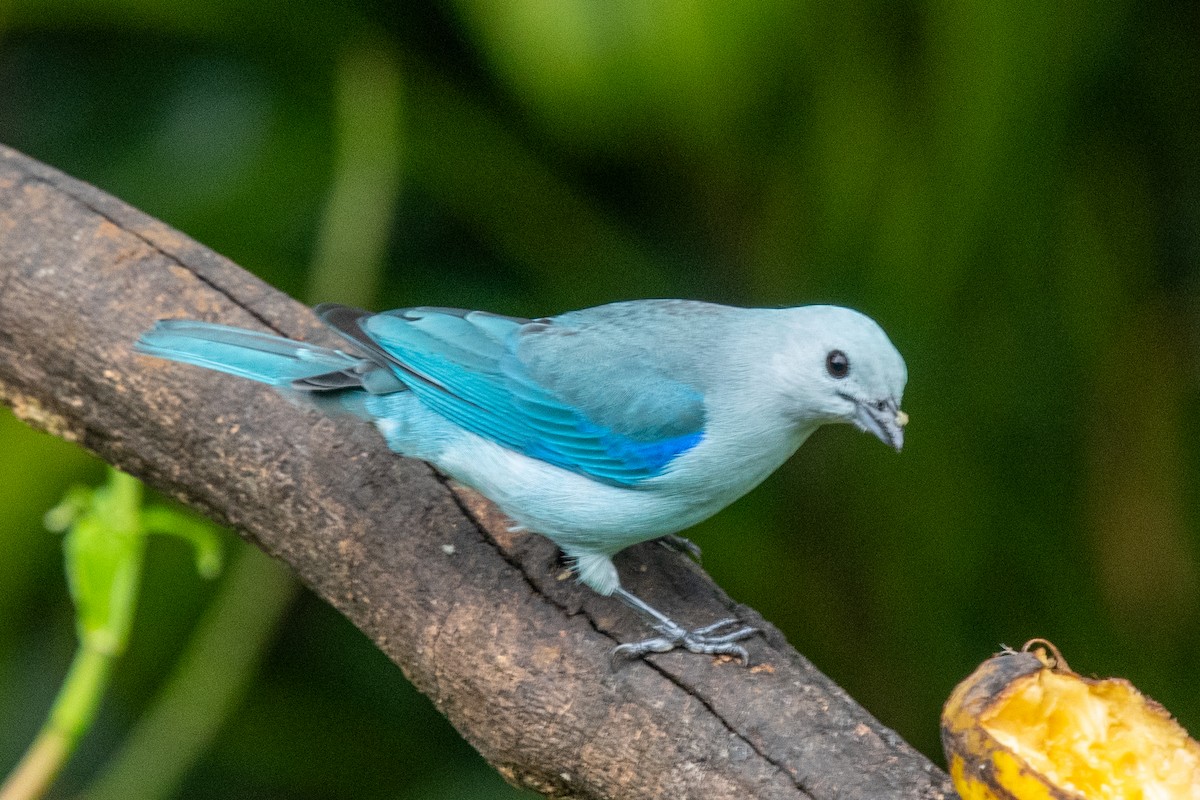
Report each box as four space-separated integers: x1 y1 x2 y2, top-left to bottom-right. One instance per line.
853 398 908 452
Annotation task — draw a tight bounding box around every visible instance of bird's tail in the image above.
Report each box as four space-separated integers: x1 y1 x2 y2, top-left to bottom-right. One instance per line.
135 320 364 386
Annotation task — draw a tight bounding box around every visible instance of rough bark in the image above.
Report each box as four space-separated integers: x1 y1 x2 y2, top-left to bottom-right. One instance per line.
0 144 955 800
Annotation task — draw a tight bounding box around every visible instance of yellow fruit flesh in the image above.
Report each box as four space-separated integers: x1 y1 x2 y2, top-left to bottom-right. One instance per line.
981 670 1200 800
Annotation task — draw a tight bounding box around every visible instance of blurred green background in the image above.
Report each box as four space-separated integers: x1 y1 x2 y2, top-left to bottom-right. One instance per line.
1 0 1197 798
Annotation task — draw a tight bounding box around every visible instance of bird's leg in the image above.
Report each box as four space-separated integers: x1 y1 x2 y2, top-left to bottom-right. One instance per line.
609 587 757 666
655 533 702 562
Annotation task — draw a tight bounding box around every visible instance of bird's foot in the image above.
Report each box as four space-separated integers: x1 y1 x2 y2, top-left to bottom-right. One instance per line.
611 618 758 666
656 534 702 562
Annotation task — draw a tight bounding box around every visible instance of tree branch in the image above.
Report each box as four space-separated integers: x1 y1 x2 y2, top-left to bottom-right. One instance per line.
0 144 954 800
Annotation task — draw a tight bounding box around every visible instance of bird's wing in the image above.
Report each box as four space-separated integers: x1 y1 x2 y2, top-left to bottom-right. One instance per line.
319 304 705 486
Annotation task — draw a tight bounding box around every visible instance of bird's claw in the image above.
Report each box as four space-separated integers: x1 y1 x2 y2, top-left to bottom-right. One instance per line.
656 534 703 562
610 617 758 667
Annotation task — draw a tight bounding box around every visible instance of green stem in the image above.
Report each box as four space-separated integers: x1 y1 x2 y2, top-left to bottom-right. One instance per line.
1 646 113 800
306 37 404 308
79 545 298 800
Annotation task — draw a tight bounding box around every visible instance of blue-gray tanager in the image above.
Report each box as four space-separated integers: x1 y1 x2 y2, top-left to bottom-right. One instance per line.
136 300 907 663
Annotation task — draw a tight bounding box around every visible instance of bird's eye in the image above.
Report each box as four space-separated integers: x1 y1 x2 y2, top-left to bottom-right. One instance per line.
826 350 850 379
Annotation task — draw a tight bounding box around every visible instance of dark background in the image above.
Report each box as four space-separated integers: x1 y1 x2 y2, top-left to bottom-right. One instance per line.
1 1 1197 798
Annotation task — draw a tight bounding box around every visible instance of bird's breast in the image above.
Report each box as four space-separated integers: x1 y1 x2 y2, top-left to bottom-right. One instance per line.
654 412 817 502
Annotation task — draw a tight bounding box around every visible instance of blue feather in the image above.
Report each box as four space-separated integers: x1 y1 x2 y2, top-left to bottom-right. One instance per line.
137 308 708 486
362 309 705 485
135 321 362 385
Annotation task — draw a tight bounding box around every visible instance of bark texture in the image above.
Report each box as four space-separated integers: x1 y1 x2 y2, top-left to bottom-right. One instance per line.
0 144 955 800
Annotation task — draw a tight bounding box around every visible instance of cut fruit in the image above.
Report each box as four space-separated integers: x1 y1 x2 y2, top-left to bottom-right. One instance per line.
942 640 1200 800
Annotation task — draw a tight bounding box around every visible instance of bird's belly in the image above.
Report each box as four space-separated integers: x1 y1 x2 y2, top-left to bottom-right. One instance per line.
434 433 731 555
376 398 812 556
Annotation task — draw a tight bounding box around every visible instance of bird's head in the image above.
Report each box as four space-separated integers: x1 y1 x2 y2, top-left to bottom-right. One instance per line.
774 305 909 451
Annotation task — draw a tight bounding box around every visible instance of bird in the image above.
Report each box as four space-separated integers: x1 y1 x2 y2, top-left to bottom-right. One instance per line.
136 299 908 664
